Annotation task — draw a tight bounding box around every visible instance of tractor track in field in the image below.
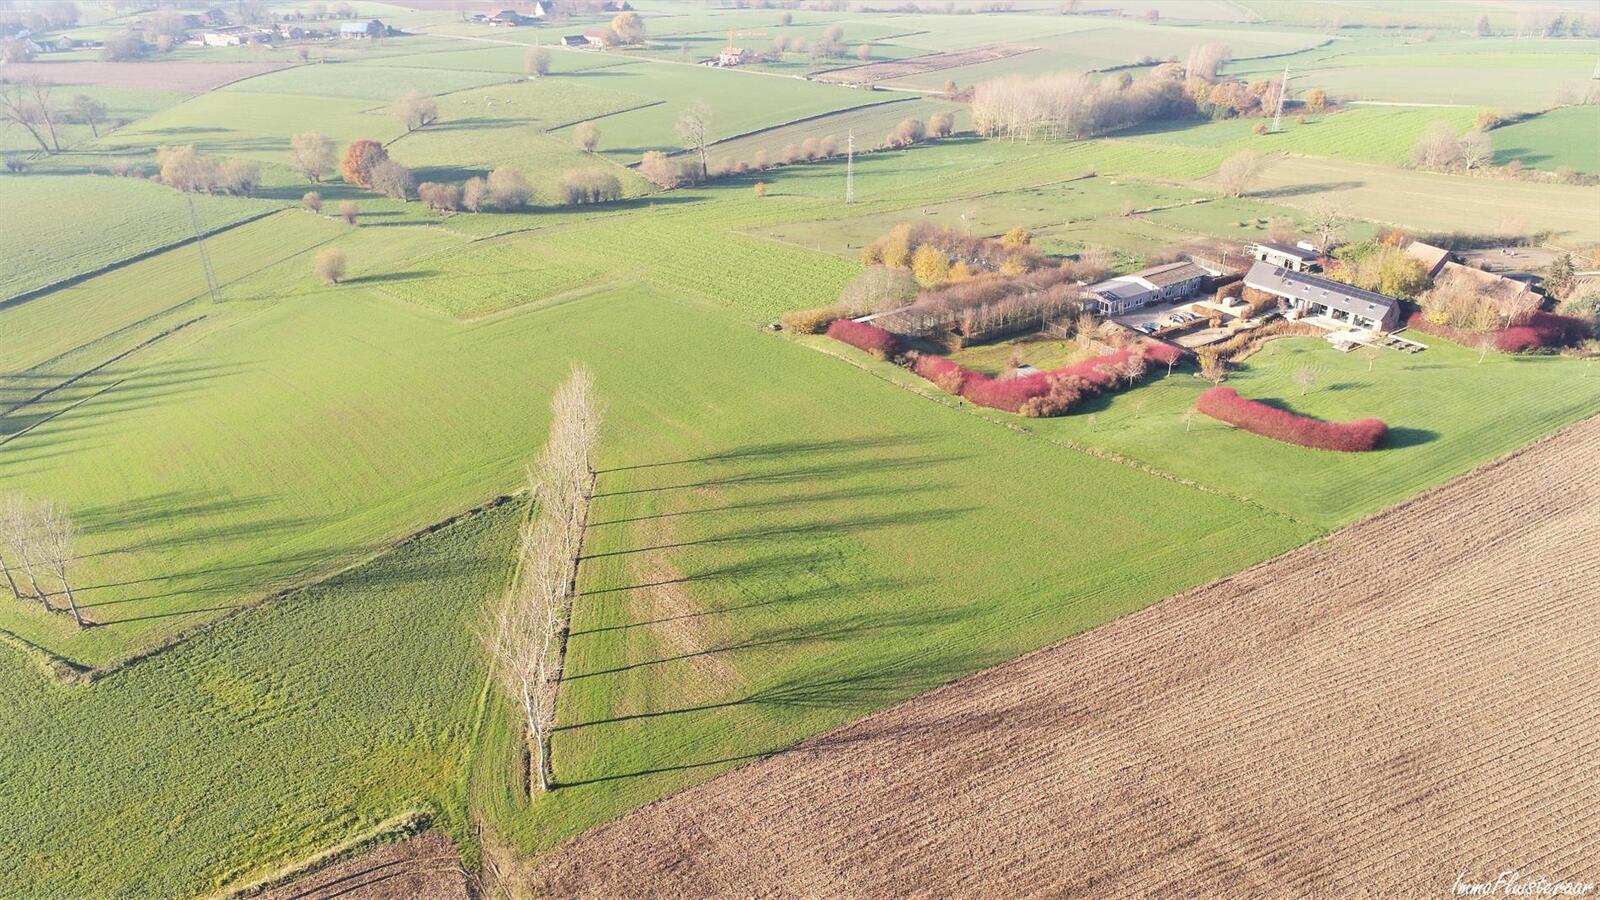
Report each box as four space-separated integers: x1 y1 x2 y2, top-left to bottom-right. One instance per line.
532 413 1600 898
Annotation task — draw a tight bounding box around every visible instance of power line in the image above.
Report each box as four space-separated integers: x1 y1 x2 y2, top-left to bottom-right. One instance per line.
186 192 221 305
1270 63 1291 133
845 129 855 204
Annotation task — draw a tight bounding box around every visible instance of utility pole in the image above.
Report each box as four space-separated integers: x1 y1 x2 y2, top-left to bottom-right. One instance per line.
186 192 221 305
845 128 854 204
1270 63 1291 133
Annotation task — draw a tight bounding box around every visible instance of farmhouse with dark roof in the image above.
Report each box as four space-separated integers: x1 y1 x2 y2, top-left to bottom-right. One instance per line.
1244 261 1402 332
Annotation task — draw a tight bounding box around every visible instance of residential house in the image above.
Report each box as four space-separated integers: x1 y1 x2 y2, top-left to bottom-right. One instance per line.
1404 240 1452 279
560 33 587 46
339 19 383 39
1244 261 1402 332
489 10 529 26
602 0 632 10
1438 261 1542 322
581 29 611 45
1252 241 1320 272
718 45 749 66
1088 260 1211 315
200 26 260 46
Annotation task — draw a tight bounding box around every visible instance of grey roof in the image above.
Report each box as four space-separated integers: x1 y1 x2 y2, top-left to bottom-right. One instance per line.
1088 279 1152 302
1134 260 1208 288
1244 261 1401 325
1256 241 1318 261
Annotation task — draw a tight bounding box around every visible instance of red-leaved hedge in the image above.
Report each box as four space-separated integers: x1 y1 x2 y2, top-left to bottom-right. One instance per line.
1405 310 1589 353
911 345 1171 415
1196 386 1386 452
826 319 899 358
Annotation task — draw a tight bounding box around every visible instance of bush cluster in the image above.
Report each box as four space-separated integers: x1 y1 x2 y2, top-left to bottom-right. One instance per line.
825 319 900 359
906 345 1175 416
1406 310 1590 353
1196 387 1386 452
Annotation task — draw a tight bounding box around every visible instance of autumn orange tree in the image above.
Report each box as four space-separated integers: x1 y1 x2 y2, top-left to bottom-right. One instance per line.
341 139 387 188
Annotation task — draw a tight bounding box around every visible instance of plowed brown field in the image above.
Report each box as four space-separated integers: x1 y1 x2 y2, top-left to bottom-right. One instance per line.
533 416 1600 898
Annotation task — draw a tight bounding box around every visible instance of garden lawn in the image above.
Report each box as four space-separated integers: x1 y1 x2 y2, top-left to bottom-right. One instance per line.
1026 336 1600 528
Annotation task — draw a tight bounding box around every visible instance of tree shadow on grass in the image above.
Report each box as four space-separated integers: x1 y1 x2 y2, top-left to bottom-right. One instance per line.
1382 427 1437 449
1249 180 1365 199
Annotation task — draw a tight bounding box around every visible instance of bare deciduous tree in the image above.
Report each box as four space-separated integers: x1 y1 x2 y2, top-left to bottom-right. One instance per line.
368 159 414 201
314 247 347 284
71 94 105 138
1 494 49 607
0 78 61 154
393 89 438 132
1293 366 1317 395
574 121 599 154
525 45 551 77
1305 196 1351 253
290 131 335 183
482 365 604 795
675 100 711 183
1216 149 1270 198
34 501 83 628
0 493 27 601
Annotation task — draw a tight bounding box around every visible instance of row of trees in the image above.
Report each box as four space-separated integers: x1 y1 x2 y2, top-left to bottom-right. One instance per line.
483 366 604 794
155 145 261 195
0 493 84 628
970 66 1190 141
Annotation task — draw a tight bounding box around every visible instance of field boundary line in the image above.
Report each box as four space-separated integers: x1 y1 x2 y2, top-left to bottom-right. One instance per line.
3 495 519 685
689 95 921 156
1 315 207 423
0 205 284 312
796 335 1317 530
207 808 438 899
542 99 667 134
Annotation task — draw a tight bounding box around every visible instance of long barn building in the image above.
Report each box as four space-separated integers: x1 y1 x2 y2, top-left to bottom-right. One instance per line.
1243 261 1403 333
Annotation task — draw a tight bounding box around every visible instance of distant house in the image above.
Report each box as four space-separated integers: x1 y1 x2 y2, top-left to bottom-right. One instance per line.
1404 240 1452 279
1244 261 1402 332
1252 241 1319 273
602 0 632 10
489 10 528 26
203 8 230 26
718 46 749 66
200 26 261 46
581 29 611 45
339 19 384 39
560 34 587 46
1088 260 1211 315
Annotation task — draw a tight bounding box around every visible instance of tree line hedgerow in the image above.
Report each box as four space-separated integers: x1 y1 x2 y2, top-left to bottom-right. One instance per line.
824 318 1181 418
1195 386 1387 452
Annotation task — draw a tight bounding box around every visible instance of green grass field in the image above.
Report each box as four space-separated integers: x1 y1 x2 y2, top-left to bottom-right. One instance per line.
1492 105 1600 173
5 6 1600 896
1227 38 1600 108
1233 155 1600 244
1117 105 1482 167
0 175 279 302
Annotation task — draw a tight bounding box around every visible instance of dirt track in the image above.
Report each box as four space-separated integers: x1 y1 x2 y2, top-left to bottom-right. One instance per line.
534 416 1600 898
